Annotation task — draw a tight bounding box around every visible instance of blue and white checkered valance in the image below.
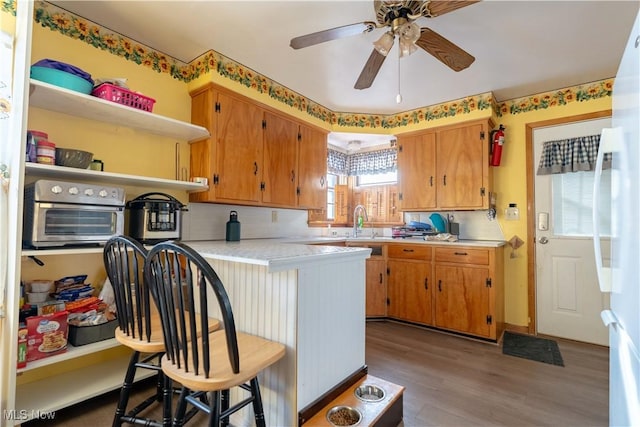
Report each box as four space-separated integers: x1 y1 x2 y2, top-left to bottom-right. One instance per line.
537 134 611 175
327 148 397 176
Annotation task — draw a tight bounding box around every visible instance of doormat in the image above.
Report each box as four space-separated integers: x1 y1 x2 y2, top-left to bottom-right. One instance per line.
502 331 564 366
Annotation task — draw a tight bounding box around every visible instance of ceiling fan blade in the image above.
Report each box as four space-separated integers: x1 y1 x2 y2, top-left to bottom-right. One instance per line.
290 21 376 49
354 49 388 90
415 27 475 71
426 0 481 17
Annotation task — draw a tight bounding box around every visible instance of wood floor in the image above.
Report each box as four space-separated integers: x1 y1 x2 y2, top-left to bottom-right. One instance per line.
23 321 609 426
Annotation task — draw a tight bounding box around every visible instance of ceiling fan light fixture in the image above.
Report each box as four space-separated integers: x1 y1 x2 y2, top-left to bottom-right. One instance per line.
399 36 418 57
373 31 395 56
398 21 421 43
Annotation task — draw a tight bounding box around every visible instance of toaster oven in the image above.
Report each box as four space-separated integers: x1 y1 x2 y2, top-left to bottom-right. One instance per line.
23 179 126 248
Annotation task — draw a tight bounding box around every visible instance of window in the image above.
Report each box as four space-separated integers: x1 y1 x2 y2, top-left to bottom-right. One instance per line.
552 169 611 236
357 171 397 186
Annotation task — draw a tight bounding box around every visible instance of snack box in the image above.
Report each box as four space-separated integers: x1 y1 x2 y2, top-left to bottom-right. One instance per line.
26 311 68 362
17 324 28 368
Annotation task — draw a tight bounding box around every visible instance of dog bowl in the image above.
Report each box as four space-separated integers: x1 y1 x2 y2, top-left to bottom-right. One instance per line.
326 406 362 426
55 148 94 169
354 384 386 402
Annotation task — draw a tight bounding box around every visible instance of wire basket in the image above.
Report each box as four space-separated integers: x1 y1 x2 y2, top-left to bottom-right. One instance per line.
91 83 156 112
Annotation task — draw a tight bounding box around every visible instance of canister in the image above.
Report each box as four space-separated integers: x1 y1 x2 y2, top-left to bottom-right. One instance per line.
26 130 47 162
226 210 240 241
36 139 56 165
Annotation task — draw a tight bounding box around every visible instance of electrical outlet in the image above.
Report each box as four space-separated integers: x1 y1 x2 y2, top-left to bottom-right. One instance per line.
410 214 420 222
271 210 278 223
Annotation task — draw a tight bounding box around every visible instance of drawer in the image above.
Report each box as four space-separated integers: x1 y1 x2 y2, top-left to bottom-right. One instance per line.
387 244 431 261
434 247 489 265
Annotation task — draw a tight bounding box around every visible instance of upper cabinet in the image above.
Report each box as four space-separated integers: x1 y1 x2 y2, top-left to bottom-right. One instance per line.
397 119 493 211
189 83 327 209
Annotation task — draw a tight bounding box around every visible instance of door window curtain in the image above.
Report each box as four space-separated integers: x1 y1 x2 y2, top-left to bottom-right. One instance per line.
327 147 397 176
537 134 611 175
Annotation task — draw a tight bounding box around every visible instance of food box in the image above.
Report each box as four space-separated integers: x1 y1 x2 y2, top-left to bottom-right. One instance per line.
17 324 28 368
68 319 118 346
26 311 68 362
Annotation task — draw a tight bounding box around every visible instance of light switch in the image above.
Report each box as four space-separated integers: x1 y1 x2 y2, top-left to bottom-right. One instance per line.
505 203 520 221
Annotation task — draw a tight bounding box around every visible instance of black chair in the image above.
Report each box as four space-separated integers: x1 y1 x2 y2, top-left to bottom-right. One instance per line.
104 235 171 427
144 241 286 427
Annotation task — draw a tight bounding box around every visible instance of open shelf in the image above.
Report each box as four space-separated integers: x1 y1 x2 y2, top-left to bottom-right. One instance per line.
29 79 210 142
25 162 208 192
17 338 121 373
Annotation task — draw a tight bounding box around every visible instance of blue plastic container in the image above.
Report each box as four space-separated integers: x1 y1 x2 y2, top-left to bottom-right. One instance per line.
30 66 93 94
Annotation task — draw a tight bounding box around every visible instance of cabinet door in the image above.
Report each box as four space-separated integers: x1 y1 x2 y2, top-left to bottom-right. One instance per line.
216 92 264 203
190 89 217 202
437 123 487 209
334 184 349 223
386 184 402 223
387 259 432 325
298 124 327 209
434 265 491 337
263 112 298 206
397 132 436 210
366 258 387 317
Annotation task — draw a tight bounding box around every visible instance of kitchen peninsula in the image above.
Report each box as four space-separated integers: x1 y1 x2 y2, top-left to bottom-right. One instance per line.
183 240 371 426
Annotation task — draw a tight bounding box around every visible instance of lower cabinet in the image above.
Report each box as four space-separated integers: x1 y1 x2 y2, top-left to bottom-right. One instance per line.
359 242 504 341
386 244 432 325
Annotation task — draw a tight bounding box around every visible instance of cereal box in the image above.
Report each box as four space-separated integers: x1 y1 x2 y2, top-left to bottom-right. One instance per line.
17 324 28 368
26 311 68 362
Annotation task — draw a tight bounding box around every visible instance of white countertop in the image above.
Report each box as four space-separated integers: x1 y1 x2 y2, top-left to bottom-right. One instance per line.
183 240 371 272
289 236 507 248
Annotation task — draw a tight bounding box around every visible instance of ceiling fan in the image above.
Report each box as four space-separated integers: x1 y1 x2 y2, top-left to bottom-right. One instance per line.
290 1 479 90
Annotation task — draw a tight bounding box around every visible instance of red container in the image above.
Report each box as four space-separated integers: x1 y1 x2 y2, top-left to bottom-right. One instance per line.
36 139 56 165
91 83 156 112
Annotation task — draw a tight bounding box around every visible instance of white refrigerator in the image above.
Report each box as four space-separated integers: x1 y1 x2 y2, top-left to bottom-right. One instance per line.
595 9 640 427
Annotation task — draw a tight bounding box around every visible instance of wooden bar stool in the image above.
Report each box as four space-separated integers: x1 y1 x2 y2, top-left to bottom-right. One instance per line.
145 241 286 427
104 235 170 427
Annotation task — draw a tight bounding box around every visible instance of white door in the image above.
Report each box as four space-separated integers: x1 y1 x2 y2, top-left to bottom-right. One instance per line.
534 118 611 346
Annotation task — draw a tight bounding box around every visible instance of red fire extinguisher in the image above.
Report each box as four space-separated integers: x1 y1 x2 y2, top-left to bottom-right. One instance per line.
490 124 505 166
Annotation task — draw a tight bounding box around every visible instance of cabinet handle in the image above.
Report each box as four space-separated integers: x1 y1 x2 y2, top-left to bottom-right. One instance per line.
320 175 325 187
438 280 442 292
379 273 383 284
254 162 259 175
402 249 414 253
291 170 295 182
454 252 468 256
430 176 433 187
443 175 447 186
424 278 428 290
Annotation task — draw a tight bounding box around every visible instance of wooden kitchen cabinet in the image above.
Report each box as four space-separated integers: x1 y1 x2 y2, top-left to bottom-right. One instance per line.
348 242 387 317
397 119 493 211
386 244 433 325
189 83 327 209
433 246 504 340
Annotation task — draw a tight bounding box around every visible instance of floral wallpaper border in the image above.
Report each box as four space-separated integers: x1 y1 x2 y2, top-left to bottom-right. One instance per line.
6 1 613 130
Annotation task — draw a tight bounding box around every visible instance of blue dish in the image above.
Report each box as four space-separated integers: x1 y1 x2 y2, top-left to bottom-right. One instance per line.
31 66 93 94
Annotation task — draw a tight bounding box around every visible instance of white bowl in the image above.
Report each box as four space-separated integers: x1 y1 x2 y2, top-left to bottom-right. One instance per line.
27 291 50 303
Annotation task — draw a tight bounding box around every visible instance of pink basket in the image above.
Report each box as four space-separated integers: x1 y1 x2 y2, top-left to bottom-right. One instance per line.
91 83 156 112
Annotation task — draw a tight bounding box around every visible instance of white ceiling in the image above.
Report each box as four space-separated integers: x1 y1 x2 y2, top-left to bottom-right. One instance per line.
50 0 639 149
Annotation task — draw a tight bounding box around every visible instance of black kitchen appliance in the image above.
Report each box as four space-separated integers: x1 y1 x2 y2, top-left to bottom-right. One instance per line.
126 192 185 244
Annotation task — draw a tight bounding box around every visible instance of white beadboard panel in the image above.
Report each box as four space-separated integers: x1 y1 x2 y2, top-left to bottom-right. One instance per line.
182 202 322 241
203 259 298 427
296 259 367 409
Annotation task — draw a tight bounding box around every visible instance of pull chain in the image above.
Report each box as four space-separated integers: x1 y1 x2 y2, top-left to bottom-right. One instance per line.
396 45 402 104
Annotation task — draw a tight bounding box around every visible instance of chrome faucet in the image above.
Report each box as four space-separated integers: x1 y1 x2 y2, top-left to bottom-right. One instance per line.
353 204 368 237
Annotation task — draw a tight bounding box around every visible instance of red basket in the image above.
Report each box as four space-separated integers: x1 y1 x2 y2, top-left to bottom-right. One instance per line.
91 83 156 112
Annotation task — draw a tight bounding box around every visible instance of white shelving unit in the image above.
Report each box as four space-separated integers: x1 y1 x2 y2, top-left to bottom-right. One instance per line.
13 78 206 421
29 79 210 142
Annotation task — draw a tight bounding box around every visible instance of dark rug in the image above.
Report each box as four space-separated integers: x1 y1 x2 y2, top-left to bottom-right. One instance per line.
502 331 564 366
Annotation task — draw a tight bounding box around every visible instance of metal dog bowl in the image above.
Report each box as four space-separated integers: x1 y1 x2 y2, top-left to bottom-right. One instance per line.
326 405 362 426
354 384 386 402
